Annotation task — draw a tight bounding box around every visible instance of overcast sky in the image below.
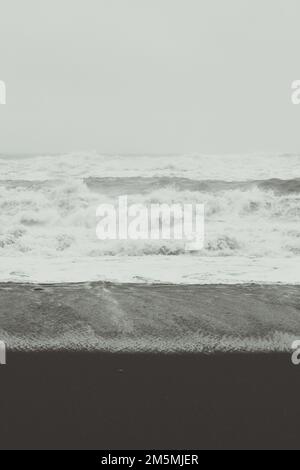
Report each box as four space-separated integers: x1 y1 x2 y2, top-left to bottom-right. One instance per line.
0 0 300 155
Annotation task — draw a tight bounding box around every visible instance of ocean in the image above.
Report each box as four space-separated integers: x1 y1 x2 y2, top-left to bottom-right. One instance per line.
0 152 299 284
0 153 299 353
0 159 299 447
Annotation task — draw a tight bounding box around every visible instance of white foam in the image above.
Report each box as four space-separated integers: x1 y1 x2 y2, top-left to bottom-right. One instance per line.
0 153 299 284
0 181 299 259
1 255 299 284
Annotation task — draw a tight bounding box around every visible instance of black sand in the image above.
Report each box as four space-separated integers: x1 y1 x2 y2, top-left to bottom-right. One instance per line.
0 283 300 449
0 352 300 449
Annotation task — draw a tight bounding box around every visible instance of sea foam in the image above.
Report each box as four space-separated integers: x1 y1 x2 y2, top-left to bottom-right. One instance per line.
0 153 299 282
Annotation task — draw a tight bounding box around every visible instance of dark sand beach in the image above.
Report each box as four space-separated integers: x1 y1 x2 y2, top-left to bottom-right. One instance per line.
1 0 300 450
0 352 299 449
0 283 299 449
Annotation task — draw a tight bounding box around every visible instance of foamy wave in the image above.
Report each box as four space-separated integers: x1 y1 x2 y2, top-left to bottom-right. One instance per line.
0 177 299 258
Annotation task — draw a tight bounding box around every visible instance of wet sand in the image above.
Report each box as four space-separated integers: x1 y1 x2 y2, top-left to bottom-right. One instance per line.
0 283 300 449
0 283 299 352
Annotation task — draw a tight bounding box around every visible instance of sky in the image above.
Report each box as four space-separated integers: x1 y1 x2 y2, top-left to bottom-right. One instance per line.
0 0 300 155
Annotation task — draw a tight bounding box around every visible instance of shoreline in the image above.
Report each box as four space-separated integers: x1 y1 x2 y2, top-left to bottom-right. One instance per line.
1 255 299 284
0 282 299 353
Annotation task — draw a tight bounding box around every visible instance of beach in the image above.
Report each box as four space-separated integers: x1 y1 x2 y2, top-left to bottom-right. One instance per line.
0 153 299 449
0 282 299 353
0 282 299 449
0 351 299 449
2 0 300 450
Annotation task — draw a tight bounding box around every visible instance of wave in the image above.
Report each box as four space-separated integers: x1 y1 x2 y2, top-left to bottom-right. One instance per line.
86 176 300 195
0 177 299 258
2 176 300 195
0 152 300 181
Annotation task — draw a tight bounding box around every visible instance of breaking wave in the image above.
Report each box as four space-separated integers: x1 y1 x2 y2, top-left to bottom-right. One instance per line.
0 173 299 258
